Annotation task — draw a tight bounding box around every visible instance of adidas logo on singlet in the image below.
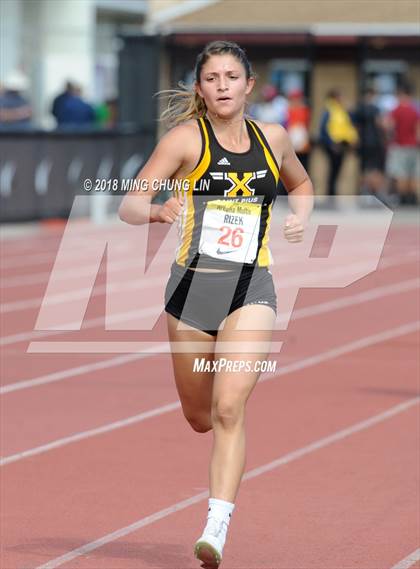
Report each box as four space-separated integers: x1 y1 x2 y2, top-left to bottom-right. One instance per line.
217 157 231 166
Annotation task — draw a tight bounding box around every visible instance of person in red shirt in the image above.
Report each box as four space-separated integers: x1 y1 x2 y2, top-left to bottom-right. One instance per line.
287 89 311 171
385 83 420 205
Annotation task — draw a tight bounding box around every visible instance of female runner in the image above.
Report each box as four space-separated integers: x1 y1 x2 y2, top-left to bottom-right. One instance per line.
119 41 314 568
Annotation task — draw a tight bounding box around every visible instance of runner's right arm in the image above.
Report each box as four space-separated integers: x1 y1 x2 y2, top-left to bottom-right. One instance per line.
118 124 192 225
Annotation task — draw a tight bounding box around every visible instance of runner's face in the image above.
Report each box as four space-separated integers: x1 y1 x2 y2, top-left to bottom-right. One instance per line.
196 54 254 118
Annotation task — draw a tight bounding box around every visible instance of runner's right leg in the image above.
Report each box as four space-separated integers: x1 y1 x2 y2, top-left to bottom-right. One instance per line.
167 313 216 433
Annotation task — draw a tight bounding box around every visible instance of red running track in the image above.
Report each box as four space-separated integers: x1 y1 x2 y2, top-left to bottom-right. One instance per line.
0 216 419 569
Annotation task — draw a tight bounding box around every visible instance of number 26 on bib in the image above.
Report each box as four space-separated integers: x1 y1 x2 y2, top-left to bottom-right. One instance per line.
198 200 262 263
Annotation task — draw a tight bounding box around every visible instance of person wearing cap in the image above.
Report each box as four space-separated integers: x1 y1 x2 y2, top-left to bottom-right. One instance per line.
0 70 32 129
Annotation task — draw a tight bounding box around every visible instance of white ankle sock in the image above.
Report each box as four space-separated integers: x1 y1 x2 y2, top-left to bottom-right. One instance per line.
207 497 235 525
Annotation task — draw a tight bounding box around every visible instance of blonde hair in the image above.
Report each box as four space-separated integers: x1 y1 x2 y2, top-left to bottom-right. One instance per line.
158 84 207 129
158 41 254 129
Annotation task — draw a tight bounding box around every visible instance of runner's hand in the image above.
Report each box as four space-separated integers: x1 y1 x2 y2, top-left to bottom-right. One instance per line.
156 193 184 223
283 213 304 243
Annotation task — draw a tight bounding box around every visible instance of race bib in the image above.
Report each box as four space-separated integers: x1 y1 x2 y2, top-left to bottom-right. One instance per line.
199 199 262 263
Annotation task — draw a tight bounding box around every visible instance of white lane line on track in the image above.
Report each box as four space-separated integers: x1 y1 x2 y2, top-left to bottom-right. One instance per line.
1 232 404 301
1 213 400 269
1 277 418 393
23 277 420 353
1 253 418 347
0 242 130 270
34 396 420 569
0 248 172 289
1 248 417 314
390 549 420 569
0 221 122 255
0 208 392 262
2 321 419 466
0 353 151 395
0 228 403 289
0 401 182 467
0 273 167 314
278 276 419 320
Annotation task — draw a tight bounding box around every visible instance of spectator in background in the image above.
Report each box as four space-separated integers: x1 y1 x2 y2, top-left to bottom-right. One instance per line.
250 84 288 127
352 88 387 202
0 71 32 129
383 82 420 206
287 89 311 171
94 99 110 127
94 97 118 129
106 98 118 128
51 80 74 121
319 88 358 204
51 80 95 128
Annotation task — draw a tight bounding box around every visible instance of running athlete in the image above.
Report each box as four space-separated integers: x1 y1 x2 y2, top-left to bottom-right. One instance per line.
119 41 314 568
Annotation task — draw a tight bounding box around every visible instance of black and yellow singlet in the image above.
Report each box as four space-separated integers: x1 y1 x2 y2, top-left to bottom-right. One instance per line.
174 116 281 269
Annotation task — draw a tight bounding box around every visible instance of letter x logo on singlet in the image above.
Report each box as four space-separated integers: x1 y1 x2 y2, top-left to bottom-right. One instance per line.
209 170 267 197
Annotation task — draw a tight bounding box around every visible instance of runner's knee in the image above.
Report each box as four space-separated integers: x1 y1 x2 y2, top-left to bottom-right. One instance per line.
184 412 213 433
212 399 244 429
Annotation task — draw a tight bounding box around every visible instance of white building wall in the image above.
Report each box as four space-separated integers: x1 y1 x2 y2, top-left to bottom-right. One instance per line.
24 0 96 127
0 0 24 82
1 0 147 127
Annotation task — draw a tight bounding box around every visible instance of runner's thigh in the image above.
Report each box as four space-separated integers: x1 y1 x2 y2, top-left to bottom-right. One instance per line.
212 304 275 407
167 313 216 414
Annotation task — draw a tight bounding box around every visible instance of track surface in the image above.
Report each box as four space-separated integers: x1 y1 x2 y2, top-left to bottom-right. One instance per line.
0 211 419 569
